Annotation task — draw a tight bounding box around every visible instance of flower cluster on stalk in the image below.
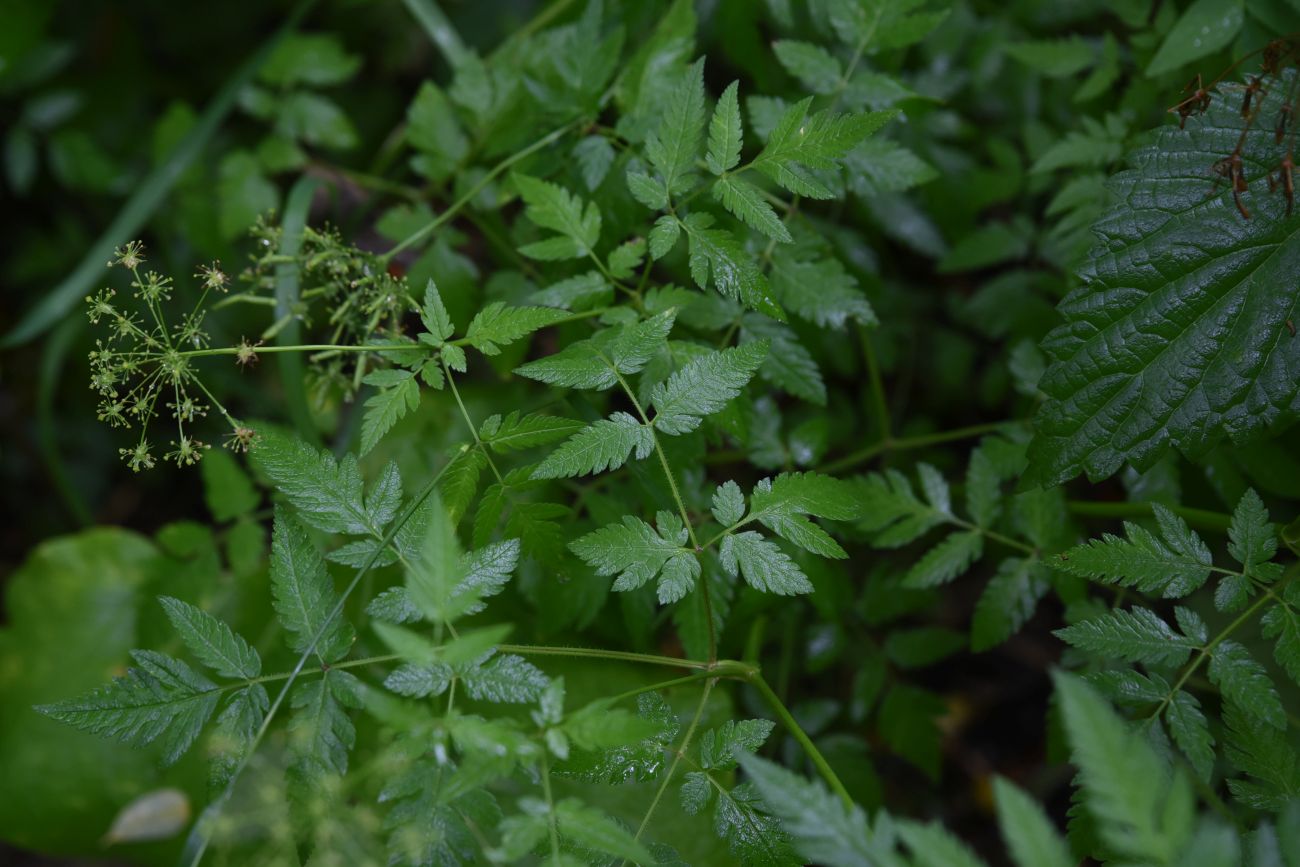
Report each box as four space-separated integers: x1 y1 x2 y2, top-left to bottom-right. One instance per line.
86 242 244 470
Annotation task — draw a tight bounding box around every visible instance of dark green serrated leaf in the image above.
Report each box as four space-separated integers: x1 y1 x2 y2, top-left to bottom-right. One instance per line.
1025 74 1300 487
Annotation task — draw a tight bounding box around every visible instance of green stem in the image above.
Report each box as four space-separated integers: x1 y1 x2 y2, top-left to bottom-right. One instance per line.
750 674 854 810
625 679 714 861
185 456 454 867
951 517 1037 556
443 358 506 485
179 343 417 359
1067 500 1234 533
608 364 716 661
860 326 891 444
819 420 1016 474
499 644 712 670
382 119 584 261
1145 565 1300 726
603 672 719 706
540 751 563 863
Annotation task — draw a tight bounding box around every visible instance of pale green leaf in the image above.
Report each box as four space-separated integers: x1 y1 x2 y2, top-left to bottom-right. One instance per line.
645 58 706 196
712 175 791 242
531 412 653 479
650 340 769 434
992 776 1071 867
772 41 842 94
514 173 602 260
465 303 568 356
707 80 743 174
719 531 812 595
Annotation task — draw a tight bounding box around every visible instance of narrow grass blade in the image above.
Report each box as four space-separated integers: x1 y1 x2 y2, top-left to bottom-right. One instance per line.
2 0 317 348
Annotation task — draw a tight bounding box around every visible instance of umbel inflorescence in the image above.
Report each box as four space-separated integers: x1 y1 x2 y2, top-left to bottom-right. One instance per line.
86 241 253 470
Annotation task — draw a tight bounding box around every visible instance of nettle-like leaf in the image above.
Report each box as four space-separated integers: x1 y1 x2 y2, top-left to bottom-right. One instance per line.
1025 73 1300 487
289 667 364 779
570 512 700 604
513 172 602 260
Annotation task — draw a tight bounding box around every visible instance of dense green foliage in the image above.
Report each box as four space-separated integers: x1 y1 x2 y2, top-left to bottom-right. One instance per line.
7 0 1300 865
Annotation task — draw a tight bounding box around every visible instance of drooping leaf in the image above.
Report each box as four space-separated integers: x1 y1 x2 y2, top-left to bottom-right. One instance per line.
719 531 812 595
1209 639 1285 729
1166 689 1216 783
360 369 420 455
681 213 784 318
